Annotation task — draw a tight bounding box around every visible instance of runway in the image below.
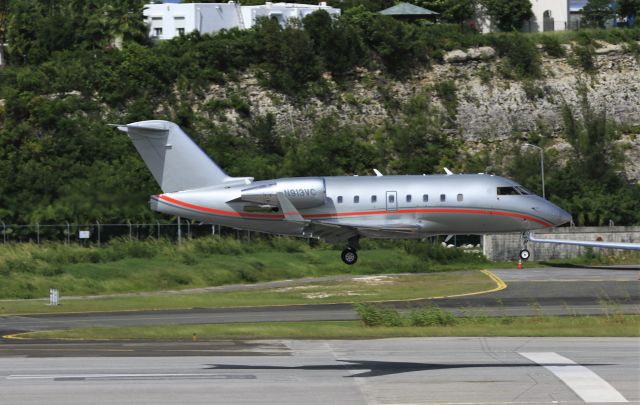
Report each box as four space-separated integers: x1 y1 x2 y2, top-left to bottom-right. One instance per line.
0 337 637 404
1 266 638 336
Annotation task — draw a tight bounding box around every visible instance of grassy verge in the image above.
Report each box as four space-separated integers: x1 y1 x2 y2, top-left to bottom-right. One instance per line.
0 270 495 315
0 237 494 299
2 237 637 302
18 316 640 340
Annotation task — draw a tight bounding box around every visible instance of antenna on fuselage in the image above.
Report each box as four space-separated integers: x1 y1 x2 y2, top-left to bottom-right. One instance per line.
373 169 383 177
444 168 454 175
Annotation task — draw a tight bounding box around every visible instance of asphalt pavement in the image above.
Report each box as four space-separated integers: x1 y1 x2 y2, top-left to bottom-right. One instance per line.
1 265 638 337
0 337 637 405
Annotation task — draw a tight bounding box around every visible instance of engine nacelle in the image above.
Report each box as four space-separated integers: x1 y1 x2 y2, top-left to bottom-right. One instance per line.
241 178 326 209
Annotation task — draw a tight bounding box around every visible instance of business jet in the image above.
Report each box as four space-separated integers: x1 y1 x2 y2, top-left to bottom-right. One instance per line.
115 120 572 264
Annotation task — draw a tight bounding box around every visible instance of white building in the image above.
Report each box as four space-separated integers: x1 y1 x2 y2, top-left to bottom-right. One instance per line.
476 0 569 33
144 2 341 40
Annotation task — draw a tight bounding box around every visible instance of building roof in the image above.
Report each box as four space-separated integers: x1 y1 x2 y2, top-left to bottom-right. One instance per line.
379 2 439 16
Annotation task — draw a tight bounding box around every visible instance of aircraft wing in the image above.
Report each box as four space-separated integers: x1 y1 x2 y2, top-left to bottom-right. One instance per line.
527 232 640 250
275 192 421 243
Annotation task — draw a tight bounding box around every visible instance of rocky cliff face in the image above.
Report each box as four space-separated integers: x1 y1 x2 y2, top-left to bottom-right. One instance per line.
196 43 640 180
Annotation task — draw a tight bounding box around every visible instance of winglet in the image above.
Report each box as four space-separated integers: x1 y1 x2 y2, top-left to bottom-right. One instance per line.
276 192 306 222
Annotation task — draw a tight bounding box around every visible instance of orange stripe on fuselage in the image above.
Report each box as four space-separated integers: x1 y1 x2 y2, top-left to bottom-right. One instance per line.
157 195 553 227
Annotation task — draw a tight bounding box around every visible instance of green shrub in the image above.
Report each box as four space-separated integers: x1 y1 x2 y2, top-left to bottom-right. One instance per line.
269 236 308 253
490 33 542 79
192 236 247 256
522 80 545 101
354 303 403 327
540 35 566 57
403 241 488 265
434 80 458 119
408 306 456 326
571 45 596 72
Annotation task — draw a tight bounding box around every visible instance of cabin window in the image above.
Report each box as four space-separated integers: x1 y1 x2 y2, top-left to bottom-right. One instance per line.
423 194 429 202
457 194 463 202
406 194 412 203
440 194 446 202
337 196 343 203
497 186 520 195
371 195 377 203
354 196 359 203
516 186 532 195
388 194 395 203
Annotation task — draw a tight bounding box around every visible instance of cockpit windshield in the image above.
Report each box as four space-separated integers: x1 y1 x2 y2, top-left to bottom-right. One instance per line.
516 186 532 195
497 186 535 196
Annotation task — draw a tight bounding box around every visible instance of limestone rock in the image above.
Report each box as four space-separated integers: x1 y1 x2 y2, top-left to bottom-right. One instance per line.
467 46 496 60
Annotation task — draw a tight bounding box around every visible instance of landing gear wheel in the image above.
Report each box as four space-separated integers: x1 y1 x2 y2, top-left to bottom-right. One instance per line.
519 249 530 261
341 248 358 265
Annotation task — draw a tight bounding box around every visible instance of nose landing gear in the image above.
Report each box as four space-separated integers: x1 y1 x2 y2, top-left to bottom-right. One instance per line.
519 232 530 261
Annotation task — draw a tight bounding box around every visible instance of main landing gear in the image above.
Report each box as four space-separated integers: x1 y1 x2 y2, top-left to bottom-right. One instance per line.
519 232 530 261
341 236 360 265
341 247 358 265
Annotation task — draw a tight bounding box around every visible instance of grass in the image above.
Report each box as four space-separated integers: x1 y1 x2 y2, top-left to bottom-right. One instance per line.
0 270 495 315
0 237 494 299
18 315 640 341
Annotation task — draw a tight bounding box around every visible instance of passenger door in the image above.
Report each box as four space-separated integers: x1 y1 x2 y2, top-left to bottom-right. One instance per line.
386 191 397 212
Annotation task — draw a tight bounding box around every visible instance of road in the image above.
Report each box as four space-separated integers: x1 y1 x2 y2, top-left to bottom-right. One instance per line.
0 337 637 405
1 266 638 336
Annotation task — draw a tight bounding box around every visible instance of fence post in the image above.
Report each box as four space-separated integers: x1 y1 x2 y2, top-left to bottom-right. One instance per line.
36 223 40 244
65 221 71 244
177 216 182 245
211 225 215 236
127 220 133 239
186 220 191 239
96 220 101 246
156 221 160 240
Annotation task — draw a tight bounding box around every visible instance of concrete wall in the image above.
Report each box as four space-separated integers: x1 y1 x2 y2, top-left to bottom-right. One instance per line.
528 0 569 32
483 226 640 261
476 0 569 33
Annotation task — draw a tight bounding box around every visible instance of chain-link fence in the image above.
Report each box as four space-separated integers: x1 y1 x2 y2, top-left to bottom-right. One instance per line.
0 218 240 245
0 219 483 247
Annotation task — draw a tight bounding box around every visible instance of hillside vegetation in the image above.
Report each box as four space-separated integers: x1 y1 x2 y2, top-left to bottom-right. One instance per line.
0 0 639 227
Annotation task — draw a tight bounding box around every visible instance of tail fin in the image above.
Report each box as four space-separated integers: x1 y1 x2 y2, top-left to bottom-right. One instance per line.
115 120 241 193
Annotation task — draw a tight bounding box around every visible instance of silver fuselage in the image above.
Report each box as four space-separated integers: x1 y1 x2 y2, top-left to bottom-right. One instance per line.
150 174 571 239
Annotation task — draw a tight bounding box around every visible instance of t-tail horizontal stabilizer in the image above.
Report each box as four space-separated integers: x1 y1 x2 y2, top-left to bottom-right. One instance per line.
113 120 252 193
527 232 640 251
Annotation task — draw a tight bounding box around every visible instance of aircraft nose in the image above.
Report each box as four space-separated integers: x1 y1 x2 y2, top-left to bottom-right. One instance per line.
554 207 572 226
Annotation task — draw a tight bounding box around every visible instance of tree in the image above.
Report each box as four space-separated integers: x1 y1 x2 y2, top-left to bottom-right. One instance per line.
617 0 640 24
0 0 8 65
481 0 533 32
416 0 478 24
303 10 365 76
582 0 614 28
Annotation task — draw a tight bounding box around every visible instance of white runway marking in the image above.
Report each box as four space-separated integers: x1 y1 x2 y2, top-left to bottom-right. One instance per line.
519 352 628 403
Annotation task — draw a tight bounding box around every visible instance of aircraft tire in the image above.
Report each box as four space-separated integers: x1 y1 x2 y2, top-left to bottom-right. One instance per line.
519 249 530 261
341 248 358 265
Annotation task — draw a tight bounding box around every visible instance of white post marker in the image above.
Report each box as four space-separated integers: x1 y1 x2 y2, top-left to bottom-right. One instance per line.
519 352 628 403
49 288 59 306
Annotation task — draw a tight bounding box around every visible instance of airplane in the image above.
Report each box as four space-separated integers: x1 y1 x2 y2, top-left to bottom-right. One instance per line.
115 120 572 265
